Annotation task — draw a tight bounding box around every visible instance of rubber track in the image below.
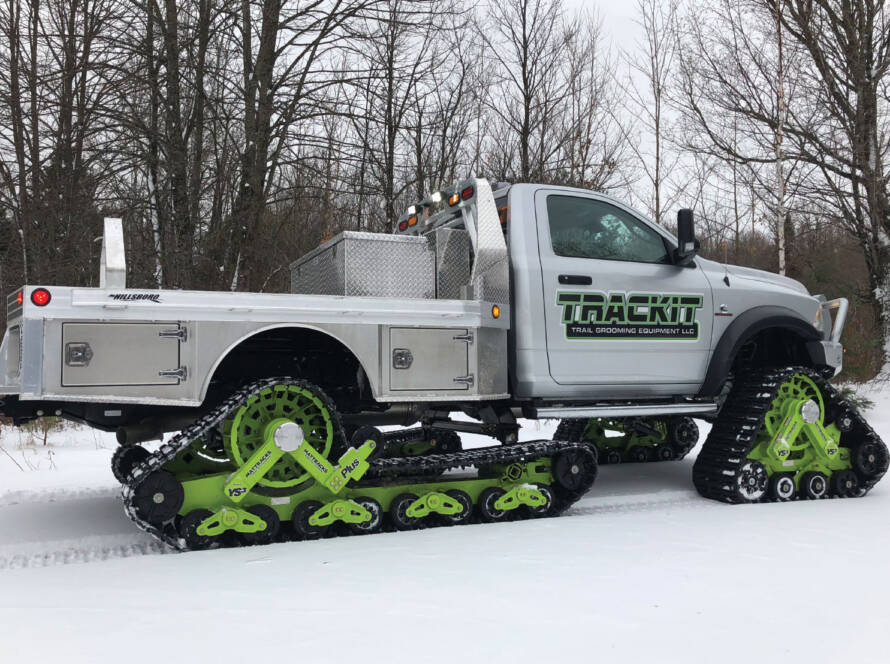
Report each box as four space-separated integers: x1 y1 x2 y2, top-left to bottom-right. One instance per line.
122 377 597 551
692 366 889 503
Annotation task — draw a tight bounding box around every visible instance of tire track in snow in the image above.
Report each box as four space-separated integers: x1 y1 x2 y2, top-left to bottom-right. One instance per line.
0 535 169 570
0 485 120 508
567 489 712 517
0 485 171 570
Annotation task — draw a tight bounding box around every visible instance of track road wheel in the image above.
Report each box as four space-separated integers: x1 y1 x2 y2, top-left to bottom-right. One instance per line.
439 490 473 526
241 504 281 545
132 470 184 525
800 471 829 499
478 487 508 522
348 497 384 535
180 509 216 550
604 449 622 465
390 493 421 531
525 484 554 518
769 473 796 502
627 445 650 463
111 445 150 484
735 461 768 502
293 500 328 540
831 469 860 498
655 446 675 461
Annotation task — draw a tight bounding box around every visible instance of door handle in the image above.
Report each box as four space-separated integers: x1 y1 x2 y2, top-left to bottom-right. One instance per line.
558 274 592 286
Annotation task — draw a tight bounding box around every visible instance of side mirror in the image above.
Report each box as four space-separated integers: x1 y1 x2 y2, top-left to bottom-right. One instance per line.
674 209 699 266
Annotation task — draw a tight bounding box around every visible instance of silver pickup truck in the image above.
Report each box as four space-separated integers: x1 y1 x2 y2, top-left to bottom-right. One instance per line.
0 178 883 551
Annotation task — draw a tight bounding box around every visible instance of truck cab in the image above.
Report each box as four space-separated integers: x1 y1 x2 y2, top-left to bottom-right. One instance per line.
501 183 844 403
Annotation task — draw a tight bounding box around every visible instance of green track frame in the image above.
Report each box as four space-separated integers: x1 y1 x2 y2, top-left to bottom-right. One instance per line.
746 372 851 490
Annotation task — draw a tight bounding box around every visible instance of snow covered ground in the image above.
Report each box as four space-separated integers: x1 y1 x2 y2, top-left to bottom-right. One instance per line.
1 397 889 664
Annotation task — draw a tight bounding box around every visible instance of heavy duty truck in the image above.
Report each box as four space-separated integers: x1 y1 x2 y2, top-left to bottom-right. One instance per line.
0 178 886 550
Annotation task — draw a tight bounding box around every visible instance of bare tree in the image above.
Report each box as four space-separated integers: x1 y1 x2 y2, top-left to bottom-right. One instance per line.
624 0 680 224
677 0 890 359
480 0 573 181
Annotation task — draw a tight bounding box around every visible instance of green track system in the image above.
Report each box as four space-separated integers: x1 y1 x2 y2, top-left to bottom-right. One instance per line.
553 415 699 464
119 378 598 551
693 366 889 502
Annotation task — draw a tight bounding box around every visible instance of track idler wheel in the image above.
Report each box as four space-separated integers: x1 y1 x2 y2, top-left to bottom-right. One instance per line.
439 490 473 526
132 470 184 525
478 487 509 522
769 473 796 501
831 470 860 498
180 509 216 550
854 442 888 479
800 471 829 499
553 447 597 493
348 497 384 535
669 416 699 454
390 493 422 530
734 461 768 502
351 427 386 462
111 445 150 484
241 505 281 545
293 500 328 540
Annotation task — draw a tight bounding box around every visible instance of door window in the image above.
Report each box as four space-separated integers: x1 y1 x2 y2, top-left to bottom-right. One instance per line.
547 195 669 264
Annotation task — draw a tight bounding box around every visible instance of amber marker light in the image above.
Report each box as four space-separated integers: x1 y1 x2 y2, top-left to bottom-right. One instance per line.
16 290 23 306
492 305 501 319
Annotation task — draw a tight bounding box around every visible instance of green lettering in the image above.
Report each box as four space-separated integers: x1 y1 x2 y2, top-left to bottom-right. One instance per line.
556 293 582 324
604 294 626 324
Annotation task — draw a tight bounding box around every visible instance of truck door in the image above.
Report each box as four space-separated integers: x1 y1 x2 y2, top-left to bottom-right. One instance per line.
535 190 713 387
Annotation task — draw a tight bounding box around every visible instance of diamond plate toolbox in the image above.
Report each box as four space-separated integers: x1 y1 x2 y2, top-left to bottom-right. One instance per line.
429 228 471 299
290 231 436 299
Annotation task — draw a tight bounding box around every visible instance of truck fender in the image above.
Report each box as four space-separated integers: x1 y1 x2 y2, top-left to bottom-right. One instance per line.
199 323 377 403
698 306 822 397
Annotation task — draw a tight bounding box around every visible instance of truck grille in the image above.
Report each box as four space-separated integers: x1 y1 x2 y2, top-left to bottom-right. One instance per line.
6 289 23 320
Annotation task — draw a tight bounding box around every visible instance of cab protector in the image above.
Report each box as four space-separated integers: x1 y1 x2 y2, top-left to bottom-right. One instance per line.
698 305 822 397
556 291 704 340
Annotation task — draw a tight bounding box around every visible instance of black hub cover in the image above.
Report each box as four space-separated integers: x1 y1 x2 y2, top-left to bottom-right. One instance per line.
132 470 184 525
553 447 596 492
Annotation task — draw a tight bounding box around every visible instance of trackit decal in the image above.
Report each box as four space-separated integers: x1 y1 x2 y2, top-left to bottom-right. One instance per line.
556 291 704 340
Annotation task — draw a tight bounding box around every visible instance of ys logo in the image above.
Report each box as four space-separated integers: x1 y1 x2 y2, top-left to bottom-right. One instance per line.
557 291 703 340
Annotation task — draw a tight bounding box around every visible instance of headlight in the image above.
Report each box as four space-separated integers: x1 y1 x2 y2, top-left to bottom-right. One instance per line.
812 307 823 330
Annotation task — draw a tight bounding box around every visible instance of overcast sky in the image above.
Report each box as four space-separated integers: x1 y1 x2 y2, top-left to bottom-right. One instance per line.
565 0 641 47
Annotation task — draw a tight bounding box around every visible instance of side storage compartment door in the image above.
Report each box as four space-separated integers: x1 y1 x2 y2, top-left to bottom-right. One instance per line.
390 328 471 391
62 322 184 387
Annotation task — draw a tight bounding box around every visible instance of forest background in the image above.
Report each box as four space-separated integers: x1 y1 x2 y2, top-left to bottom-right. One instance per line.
0 0 886 379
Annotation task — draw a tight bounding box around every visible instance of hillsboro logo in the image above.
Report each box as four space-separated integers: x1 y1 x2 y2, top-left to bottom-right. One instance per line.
557 291 704 340
108 293 161 303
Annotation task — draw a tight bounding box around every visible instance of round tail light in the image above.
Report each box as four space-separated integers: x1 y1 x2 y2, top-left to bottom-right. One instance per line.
31 288 51 306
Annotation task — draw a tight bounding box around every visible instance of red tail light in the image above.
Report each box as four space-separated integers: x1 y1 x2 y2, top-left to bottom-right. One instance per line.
398 221 409 232
16 291 23 306
461 186 474 200
31 288 51 306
